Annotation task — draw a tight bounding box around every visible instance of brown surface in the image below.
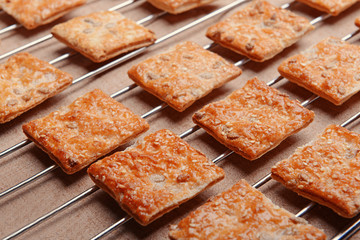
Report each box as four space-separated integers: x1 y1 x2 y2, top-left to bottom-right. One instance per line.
0 0 86 29
0 0 360 239
88 129 224 226
169 179 326 240
272 125 360 218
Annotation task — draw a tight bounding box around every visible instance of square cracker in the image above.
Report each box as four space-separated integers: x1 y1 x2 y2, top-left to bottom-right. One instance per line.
278 37 360 106
127 41 242 112
146 0 215 14
22 89 149 174
295 0 357 16
272 125 360 218
0 52 73 124
87 129 225 226
51 11 156 63
206 0 314 62
192 77 315 160
0 0 86 30
169 179 326 240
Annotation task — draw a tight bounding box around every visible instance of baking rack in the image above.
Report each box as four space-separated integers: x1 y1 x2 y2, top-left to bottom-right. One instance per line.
1 0 360 239
0 0 324 199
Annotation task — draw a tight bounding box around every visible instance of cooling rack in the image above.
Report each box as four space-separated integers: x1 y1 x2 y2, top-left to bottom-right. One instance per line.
1 0 360 239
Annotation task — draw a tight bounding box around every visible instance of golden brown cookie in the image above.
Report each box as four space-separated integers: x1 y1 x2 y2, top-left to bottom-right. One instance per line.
278 37 360 106
169 179 326 240
128 41 241 112
23 89 149 174
206 0 314 62
51 11 156 62
146 0 215 14
192 77 315 160
87 129 225 225
272 125 360 218
0 52 73 124
0 0 86 29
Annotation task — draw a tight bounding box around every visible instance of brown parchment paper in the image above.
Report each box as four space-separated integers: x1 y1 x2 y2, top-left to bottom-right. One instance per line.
1 0 360 239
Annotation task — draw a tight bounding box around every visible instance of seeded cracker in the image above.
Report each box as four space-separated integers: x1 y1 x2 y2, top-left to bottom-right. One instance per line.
22 89 149 174
272 125 360 218
169 179 326 239
192 77 315 160
51 11 156 63
278 37 360 106
0 52 73 124
206 0 314 62
128 41 241 112
146 0 216 14
0 0 86 29
87 129 225 226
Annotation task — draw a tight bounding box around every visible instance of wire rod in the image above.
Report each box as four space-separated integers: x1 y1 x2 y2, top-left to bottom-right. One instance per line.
0 139 31 159
332 216 360 240
234 58 251 67
310 13 331 25
342 29 360 42
0 164 58 198
178 125 201 139
141 103 168 118
90 215 132 240
48 51 77 65
341 111 360 128
137 10 167 25
110 83 138 98
301 95 319 107
295 202 316 217
3 185 100 240
212 149 234 164
253 173 272 189
0 23 21 35
0 34 53 61
266 75 284 86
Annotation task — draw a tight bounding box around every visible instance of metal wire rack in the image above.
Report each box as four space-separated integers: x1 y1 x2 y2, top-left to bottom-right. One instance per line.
1 0 360 239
